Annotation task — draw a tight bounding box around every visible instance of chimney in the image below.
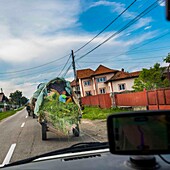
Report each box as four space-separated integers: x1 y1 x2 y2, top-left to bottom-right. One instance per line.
1 88 3 93
121 68 124 72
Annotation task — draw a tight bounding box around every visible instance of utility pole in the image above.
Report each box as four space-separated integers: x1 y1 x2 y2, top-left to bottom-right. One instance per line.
71 50 79 95
71 50 83 109
71 50 77 81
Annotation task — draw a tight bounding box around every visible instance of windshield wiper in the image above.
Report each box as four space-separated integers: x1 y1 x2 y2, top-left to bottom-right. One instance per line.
3 142 108 168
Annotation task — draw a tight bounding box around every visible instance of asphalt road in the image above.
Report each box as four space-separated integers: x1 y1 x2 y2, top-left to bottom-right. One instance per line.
0 109 107 165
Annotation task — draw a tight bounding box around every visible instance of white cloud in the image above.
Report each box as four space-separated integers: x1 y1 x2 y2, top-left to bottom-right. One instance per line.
0 0 81 36
0 81 38 98
131 17 153 30
126 33 131 36
144 26 152 30
89 0 135 19
0 0 161 98
158 0 165 6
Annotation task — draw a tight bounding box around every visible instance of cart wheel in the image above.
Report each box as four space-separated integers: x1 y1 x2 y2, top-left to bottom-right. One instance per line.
28 110 31 116
32 112 35 119
73 126 80 137
42 123 47 140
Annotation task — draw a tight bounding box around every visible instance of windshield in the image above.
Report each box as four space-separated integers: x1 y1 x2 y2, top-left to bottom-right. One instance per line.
0 0 169 166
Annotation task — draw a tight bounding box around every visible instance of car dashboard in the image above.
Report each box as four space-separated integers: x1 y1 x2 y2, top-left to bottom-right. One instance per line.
2 148 170 170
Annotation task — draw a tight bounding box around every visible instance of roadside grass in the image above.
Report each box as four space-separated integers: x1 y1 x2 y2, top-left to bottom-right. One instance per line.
0 107 24 121
82 106 132 120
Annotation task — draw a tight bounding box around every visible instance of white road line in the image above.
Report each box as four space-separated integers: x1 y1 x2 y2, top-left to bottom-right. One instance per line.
25 115 28 118
21 122 25 128
0 143 16 167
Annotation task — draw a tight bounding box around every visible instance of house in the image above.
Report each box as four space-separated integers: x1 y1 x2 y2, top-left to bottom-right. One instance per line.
0 92 8 112
106 69 140 93
70 79 81 98
0 93 7 103
76 65 118 97
72 65 140 97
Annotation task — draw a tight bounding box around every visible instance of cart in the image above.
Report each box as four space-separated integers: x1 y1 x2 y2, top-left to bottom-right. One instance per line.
33 77 82 140
39 111 81 140
27 97 37 118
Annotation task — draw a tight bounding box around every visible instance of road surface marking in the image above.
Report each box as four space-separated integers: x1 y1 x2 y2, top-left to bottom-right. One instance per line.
25 115 28 118
0 143 16 167
21 122 25 128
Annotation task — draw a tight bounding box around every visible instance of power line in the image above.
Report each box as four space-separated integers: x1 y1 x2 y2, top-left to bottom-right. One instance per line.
0 63 66 80
93 31 170 63
0 0 136 76
74 0 151 56
79 43 170 59
57 54 72 77
0 53 70 75
62 64 72 78
76 0 159 61
79 55 164 63
74 0 137 53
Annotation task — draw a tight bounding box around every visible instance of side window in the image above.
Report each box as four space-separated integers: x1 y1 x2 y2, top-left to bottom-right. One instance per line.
84 80 91 86
99 88 106 94
118 84 126 91
96 77 106 83
85 91 92 96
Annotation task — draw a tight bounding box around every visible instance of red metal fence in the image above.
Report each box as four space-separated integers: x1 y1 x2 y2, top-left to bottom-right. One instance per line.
147 88 170 110
81 88 170 110
81 93 111 108
115 91 147 106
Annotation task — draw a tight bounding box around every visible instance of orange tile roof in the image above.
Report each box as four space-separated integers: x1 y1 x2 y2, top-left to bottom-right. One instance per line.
70 80 79 87
108 71 140 81
70 80 76 86
93 65 118 76
129 71 141 77
77 68 94 79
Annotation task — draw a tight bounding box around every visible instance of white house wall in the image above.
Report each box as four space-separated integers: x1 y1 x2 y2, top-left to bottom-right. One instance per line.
94 73 114 94
78 73 137 97
79 79 84 97
82 78 94 96
112 78 136 92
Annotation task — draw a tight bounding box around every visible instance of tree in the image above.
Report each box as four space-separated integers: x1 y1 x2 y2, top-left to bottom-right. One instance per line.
9 90 23 106
164 53 170 85
21 96 28 105
163 53 170 63
132 63 169 91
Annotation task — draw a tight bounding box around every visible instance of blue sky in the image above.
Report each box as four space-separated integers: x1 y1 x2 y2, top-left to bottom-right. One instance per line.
0 0 169 98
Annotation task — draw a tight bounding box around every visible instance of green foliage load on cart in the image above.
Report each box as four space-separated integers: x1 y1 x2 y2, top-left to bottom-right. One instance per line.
39 92 80 135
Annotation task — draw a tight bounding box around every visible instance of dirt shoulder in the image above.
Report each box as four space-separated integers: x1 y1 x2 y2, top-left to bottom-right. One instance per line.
80 119 108 142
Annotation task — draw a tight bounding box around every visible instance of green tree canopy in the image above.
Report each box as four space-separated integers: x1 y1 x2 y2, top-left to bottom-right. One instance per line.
132 63 169 91
21 96 28 105
164 53 170 63
9 90 28 106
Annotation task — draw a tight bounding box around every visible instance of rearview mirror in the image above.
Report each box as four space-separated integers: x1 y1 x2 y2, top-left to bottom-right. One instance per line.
107 110 170 155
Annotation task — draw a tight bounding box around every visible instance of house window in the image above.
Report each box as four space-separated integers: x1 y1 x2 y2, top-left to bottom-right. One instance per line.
99 88 106 94
96 77 106 83
84 80 91 86
85 91 92 96
118 84 126 91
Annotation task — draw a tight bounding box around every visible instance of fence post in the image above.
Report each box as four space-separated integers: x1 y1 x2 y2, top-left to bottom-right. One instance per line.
163 89 167 105
144 89 149 110
109 92 115 108
97 94 100 108
156 90 159 110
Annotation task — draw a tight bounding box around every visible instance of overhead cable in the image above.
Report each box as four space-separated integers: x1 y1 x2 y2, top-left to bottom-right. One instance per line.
74 0 137 53
76 1 159 61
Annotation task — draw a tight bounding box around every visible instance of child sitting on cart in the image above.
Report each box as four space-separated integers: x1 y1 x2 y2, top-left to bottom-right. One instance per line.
59 91 68 103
